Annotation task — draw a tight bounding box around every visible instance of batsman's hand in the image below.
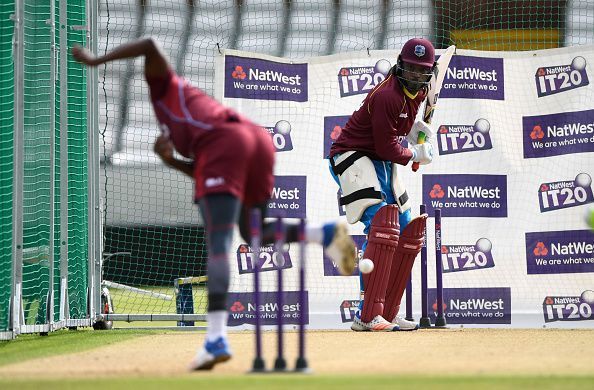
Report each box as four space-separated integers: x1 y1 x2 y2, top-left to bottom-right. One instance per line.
153 134 175 165
72 45 98 66
410 142 434 165
406 120 433 145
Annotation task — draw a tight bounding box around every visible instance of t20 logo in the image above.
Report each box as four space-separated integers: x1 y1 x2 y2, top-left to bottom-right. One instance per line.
437 119 493 156
535 57 589 97
543 291 594 323
265 120 293 152
338 60 391 97
441 238 495 273
236 244 292 274
538 173 594 212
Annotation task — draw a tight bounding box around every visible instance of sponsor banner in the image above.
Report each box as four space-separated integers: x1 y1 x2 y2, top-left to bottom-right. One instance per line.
423 174 508 217
428 287 511 324
323 115 350 158
538 173 594 213
224 56 308 101
323 235 366 276
268 176 306 218
542 290 594 323
526 229 594 274
535 56 589 97
265 120 294 152
523 109 594 158
339 300 360 323
440 55 504 100
337 59 391 97
437 119 493 156
236 243 292 275
228 291 308 326
441 238 495 273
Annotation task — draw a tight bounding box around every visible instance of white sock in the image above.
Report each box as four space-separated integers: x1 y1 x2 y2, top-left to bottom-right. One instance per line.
305 225 323 244
206 310 228 342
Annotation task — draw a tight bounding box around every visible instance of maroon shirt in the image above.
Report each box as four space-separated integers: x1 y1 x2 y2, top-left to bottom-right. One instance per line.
147 69 248 159
329 74 426 165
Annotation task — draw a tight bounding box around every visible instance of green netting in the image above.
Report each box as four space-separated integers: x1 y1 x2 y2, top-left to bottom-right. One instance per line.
22 0 52 326
97 0 593 323
0 0 89 333
0 2 15 334
66 0 88 320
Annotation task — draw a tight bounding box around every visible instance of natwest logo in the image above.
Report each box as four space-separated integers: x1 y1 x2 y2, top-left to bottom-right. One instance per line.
231 65 246 79
447 185 501 199
230 301 245 312
440 55 504 100
447 66 498 81
227 291 308 326
530 125 545 140
224 55 308 102
430 184 445 199
523 109 594 159
533 242 549 256
240 67 303 86
526 230 594 275
423 174 508 218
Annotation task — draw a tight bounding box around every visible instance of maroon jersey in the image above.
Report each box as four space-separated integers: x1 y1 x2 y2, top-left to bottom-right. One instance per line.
148 69 249 159
146 69 275 206
329 74 426 165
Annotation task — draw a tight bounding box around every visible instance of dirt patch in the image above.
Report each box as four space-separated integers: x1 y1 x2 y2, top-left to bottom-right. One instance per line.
2 329 594 378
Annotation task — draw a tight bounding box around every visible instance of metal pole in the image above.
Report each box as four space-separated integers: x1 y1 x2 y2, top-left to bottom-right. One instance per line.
419 204 431 328
11 0 25 336
250 209 265 372
273 218 286 372
434 209 446 327
295 219 308 372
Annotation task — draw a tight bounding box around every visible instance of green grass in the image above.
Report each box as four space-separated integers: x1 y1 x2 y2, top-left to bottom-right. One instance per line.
0 329 159 367
2 375 594 390
106 284 207 328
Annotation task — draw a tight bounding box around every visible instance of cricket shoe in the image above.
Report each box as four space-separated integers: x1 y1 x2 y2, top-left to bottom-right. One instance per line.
188 337 232 371
323 222 357 276
391 315 420 331
351 312 400 331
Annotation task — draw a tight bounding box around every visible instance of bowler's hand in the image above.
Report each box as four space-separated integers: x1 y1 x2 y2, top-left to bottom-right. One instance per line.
153 134 175 164
72 45 98 66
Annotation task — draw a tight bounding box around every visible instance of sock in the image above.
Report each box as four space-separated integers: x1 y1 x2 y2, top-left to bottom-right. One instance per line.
206 310 228 343
305 224 324 244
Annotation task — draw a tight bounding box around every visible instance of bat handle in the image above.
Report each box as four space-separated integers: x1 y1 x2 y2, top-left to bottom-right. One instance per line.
411 131 426 172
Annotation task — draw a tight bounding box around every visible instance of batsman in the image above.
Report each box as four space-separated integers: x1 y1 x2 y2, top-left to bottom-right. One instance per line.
329 38 439 331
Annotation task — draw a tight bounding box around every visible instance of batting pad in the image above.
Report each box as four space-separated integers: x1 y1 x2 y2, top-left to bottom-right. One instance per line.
360 205 400 323
383 213 427 322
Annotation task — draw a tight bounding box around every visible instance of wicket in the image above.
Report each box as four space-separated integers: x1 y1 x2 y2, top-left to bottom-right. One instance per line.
250 210 309 373
406 205 447 329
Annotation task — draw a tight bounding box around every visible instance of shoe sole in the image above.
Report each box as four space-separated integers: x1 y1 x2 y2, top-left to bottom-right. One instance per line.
190 353 232 371
395 326 419 331
329 223 356 276
351 322 399 332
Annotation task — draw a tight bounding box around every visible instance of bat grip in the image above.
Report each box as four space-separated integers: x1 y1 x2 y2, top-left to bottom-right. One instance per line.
411 131 426 172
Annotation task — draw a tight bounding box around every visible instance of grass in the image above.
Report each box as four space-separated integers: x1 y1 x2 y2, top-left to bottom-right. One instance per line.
2 375 594 389
108 284 207 328
0 328 157 367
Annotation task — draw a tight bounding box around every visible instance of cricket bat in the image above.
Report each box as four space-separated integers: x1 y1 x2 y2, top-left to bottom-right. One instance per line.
412 45 456 172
